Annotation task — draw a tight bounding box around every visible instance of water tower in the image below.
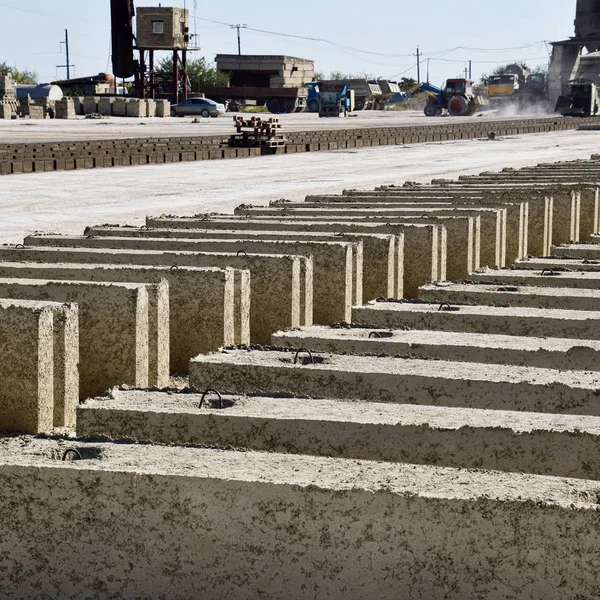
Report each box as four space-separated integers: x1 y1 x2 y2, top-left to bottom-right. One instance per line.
135 6 193 103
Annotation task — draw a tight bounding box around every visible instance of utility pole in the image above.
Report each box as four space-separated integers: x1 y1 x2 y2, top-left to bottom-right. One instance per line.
416 46 420 84
468 60 472 80
231 24 247 56
56 29 74 79
426 58 430 83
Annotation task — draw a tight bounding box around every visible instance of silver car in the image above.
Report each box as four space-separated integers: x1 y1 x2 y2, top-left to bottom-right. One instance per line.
171 97 226 118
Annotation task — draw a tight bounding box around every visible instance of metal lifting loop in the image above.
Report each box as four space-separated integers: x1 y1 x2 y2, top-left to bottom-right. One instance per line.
170 265 179 271
14 244 25 250
294 348 314 365
236 250 247 256
62 448 82 461
199 389 224 410
438 302 452 312
541 269 556 276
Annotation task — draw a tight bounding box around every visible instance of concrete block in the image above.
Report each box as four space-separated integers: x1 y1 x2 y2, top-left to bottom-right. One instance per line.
0 300 73 433
78 388 600 480
112 98 128 117
352 300 600 340
552 243 600 260
190 349 600 414
155 99 170 117
26 235 358 325
146 217 439 299
233 206 477 279
272 325 600 371
0 263 240 374
83 96 99 115
98 97 115 116
2 438 600 598
470 267 600 291
88 226 393 304
1 246 310 344
0 279 168 397
126 100 145 118
420 281 600 312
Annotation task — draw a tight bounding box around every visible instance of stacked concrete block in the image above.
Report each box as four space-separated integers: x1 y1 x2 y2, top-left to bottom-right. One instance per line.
0 279 168 398
98 97 115 116
0 299 78 433
0 74 17 121
26 234 360 325
146 99 156 117
112 97 128 117
155 99 170 117
0 262 243 374
72 96 84 115
55 97 76 120
126 99 145 118
83 96 99 115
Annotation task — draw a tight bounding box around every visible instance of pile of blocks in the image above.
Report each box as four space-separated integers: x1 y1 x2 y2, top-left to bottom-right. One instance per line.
4 156 600 597
229 115 285 148
0 74 17 120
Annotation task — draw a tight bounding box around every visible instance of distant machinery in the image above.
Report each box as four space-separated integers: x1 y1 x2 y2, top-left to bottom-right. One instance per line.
110 0 137 80
549 0 600 109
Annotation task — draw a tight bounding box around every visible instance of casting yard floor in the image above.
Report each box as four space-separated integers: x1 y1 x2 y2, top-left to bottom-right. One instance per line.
0 130 598 244
0 109 552 143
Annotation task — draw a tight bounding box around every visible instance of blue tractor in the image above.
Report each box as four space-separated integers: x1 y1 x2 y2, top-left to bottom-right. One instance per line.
409 79 481 117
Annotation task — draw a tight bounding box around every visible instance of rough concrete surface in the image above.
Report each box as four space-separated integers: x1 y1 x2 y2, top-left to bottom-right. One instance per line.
190 350 600 414
78 388 600 480
1 436 600 600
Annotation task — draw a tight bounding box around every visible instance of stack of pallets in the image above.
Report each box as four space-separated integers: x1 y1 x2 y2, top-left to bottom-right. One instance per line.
228 116 285 148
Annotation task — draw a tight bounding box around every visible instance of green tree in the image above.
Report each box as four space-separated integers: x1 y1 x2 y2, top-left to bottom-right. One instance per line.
398 77 418 91
0 62 38 84
155 56 229 86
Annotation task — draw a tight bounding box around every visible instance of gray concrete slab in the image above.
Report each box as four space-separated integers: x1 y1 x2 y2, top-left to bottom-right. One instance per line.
352 300 600 340
189 349 600 415
514 257 600 271
2 435 600 599
470 267 600 290
147 217 439 298
420 281 600 312
272 326 600 371
0 246 308 345
78 388 600 480
0 263 240 373
0 300 62 433
230 208 475 279
86 226 390 304
552 243 600 260
25 234 357 325
0 279 168 397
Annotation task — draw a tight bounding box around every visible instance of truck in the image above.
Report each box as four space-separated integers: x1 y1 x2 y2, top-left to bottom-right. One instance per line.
487 64 547 110
306 79 400 112
555 79 600 116
410 79 483 116
195 55 314 114
306 81 351 117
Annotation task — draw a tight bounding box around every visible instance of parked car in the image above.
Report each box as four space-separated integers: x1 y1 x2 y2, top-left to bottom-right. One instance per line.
171 97 226 118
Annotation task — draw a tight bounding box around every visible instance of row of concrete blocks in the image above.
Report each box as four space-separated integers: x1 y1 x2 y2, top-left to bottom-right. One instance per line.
14 245 600 595
3 156 598 434
2 115 599 176
6 158 600 597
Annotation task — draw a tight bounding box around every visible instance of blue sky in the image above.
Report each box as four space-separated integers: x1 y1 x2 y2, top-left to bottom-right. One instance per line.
0 0 578 84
